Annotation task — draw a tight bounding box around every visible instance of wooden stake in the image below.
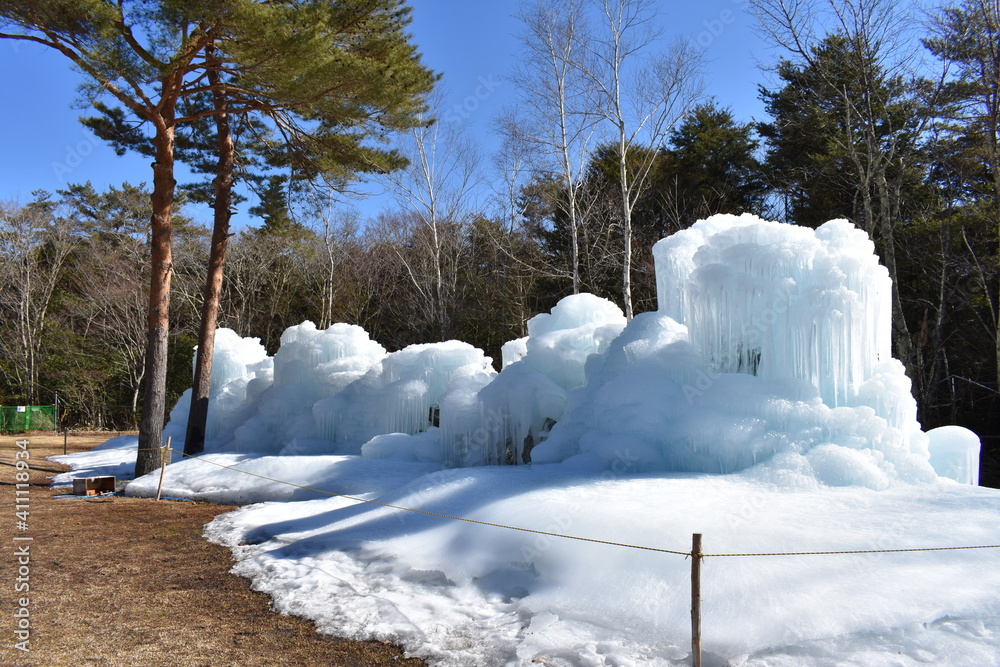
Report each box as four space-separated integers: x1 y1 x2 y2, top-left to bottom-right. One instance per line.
691 533 703 667
155 436 171 501
63 427 68 455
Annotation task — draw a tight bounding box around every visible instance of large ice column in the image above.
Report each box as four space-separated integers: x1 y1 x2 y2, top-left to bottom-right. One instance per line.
653 214 898 420
441 293 627 467
527 214 950 483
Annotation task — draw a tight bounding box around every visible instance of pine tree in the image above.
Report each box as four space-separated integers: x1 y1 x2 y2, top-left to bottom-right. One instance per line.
924 0 1000 398
655 102 768 230
0 1 435 473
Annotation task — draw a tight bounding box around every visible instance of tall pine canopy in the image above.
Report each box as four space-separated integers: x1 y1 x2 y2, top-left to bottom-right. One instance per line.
0 0 436 476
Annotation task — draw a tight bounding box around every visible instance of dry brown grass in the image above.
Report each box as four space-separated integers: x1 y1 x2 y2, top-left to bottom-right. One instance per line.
0 432 425 666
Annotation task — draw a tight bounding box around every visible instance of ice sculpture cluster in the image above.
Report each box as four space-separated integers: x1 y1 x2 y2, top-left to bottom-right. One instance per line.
440 293 626 466
165 321 494 458
173 328 269 441
163 214 981 487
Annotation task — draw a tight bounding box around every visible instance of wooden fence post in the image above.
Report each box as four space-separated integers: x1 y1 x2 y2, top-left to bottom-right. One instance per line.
155 436 171 501
691 533 703 667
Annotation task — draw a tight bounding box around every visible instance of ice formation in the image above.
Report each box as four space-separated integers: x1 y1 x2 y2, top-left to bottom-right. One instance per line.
165 321 494 457
165 328 269 443
309 340 494 456
655 215 898 420
440 293 627 466
533 214 942 484
91 214 994 667
161 213 980 487
927 425 982 485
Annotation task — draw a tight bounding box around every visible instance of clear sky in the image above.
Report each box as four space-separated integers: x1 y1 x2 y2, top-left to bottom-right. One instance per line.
0 0 769 227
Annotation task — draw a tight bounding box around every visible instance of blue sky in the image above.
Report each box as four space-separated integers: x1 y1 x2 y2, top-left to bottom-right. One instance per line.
0 0 769 227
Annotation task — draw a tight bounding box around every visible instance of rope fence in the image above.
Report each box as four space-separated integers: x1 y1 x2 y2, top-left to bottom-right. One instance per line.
50 441 1000 666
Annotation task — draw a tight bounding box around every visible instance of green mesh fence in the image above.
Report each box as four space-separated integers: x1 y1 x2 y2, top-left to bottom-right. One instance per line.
0 405 56 432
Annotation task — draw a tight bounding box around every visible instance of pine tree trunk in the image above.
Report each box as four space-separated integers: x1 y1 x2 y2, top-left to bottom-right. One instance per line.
185 48 235 456
135 109 177 478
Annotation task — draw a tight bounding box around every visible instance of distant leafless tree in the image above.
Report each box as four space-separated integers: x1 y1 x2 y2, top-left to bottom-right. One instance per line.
581 0 703 318
503 0 598 294
0 198 78 404
381 102 484 340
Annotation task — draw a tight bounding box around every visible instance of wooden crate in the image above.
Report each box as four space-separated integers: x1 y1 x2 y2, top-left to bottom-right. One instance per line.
72 476 116 496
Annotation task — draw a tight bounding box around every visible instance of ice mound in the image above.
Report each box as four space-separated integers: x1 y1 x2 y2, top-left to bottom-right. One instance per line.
162 322 494 459
164 328 271 445
165 322 387 452
440 293 627 466
530 214 974 487
308 340 495 456
927 425 981 485
161 214 980 487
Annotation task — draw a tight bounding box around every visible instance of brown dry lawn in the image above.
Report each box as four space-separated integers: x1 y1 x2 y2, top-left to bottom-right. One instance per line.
0 432 426 667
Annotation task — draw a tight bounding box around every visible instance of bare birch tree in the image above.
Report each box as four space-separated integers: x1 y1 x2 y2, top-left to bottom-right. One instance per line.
582 0 703 318
503 0 598 295
0 197 78 405
381 107 483 341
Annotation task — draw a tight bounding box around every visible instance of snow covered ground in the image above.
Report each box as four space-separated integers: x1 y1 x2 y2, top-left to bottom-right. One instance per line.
49 215 1000 665
53 446 1000 665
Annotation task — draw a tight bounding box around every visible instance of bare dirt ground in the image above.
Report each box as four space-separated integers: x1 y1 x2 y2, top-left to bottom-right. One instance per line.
0 432 425 667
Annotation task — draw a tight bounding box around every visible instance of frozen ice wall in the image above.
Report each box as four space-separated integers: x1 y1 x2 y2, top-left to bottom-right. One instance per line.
530 214 978 486
654 214 894 413
230 322 391 453
165 322 387 452
440 293 627 467
164 329 270 445
308 340 495 456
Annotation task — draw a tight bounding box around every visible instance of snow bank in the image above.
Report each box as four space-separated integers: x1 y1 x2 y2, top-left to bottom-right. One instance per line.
49 435 149 485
